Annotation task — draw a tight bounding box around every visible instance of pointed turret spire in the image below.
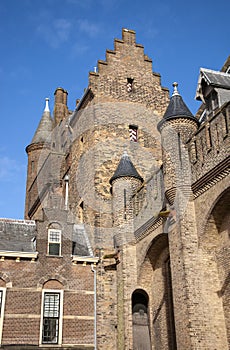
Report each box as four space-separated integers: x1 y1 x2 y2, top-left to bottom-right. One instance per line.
110 151 143 184
44 97 50 112
172 82 179 96
164 82 194 119
31 98 53 144
158 83 199 130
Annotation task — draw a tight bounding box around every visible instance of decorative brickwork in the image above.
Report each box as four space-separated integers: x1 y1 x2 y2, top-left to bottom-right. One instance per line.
0 29 229 349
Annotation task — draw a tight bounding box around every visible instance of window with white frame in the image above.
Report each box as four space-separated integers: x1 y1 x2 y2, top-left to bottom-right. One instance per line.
0 288 6 345
48 229 61 256
41 291 63 344
0 291 3 314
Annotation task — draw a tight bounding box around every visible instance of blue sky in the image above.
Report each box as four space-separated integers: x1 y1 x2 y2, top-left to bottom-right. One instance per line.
0 0 229 219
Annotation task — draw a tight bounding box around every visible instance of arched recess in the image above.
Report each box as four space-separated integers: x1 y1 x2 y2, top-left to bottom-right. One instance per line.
43 279 64 290
138 233 177 350
38 274 67 289
201 187 230 346
132 289 151 350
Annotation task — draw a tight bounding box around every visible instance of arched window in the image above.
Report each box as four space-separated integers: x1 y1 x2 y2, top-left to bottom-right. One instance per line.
47 223 62 256
132 289 151 350
40 280 64 345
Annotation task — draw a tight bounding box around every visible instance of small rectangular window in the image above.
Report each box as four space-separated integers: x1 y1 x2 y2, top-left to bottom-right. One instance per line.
48 229 61 256
127 78 134 92
129 125 138 142
42 292 62 344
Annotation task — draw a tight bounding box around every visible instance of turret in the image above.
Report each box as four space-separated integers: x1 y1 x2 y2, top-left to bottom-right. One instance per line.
24 98 53 218
157 83 199 205
110 151 143 228
53 87 69 125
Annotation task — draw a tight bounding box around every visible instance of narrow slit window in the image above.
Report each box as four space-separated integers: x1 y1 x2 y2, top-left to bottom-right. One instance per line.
207 126 212 150
127 78 134 92
178 132 182 165
129 125 138 142
124 189 127 220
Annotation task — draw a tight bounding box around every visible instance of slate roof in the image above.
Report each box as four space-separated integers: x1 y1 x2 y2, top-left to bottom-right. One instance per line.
0 219 37 252
163 94 194 119
31 101 53 144
199 68 230 89
158 83 198 129
110 151 143 184
217 88 230 107
72 224 93 256
195 68 230 102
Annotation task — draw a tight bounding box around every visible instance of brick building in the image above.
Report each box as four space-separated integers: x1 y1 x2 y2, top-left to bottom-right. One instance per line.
0 28 229 349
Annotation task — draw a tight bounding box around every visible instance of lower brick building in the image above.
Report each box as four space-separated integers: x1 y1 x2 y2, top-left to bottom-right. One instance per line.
0 29 229 349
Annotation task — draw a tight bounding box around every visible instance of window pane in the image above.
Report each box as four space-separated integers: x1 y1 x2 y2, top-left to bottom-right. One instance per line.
49 230 61 242
48 243 60 256
44 293 60 318
43 318 59 343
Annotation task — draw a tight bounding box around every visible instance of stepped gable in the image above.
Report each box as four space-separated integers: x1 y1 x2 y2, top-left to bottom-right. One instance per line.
85 28 169 115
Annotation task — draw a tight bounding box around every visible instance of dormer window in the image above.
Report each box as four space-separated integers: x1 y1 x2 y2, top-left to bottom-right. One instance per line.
48 229 61 256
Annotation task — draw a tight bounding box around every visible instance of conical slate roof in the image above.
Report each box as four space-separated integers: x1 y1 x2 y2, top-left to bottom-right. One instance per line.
110 151 143 184
31 98 53 144
164 82 194 119
158 83 199 130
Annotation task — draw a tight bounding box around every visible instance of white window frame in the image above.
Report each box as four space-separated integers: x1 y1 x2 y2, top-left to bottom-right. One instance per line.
47 229 62 256
0 288 6 345
39 289 64 345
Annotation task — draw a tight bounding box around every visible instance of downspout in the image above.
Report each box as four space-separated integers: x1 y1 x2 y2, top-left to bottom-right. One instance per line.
64 174 69 209
91 264 97 350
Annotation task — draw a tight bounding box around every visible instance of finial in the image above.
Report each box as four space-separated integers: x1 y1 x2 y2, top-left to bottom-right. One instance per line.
172 82 180 96
122 150 128 157
44 97 50 112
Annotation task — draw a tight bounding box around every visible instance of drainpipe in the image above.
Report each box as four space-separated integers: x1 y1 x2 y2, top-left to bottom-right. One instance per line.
64 174 69 209
91 264 97 350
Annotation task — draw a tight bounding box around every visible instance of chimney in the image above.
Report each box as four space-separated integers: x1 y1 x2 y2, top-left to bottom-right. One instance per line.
54 87 69 125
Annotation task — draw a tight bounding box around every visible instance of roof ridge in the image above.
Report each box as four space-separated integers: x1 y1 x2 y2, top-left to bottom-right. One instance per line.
201 67 230 76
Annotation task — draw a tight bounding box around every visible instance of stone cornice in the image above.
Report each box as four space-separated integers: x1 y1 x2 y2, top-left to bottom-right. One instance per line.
192 155 230 198
0 251 38 261
72 256 99 264
134 216 163 241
